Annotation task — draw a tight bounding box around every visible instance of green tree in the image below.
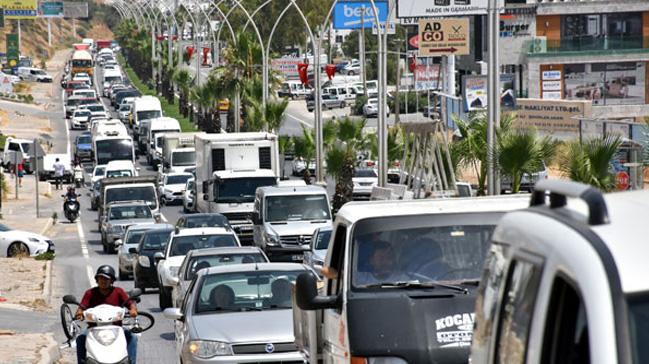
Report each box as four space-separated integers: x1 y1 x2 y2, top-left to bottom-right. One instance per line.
498 128 557 193
172 69 193 117
559 135 621 192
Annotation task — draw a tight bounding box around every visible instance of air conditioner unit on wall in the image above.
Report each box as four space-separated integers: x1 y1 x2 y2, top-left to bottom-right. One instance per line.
532 37 547 53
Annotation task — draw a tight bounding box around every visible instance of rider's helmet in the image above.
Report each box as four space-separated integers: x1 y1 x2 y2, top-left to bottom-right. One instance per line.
95 265 116 282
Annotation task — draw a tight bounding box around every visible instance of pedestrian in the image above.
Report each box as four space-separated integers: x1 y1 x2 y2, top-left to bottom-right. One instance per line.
53 157 65 190
16 162 24 187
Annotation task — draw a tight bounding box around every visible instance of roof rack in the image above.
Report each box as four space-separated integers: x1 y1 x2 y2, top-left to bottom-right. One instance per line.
530 180 609 226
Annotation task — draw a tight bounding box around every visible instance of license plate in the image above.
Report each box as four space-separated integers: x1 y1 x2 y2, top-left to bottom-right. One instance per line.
292 255 302 261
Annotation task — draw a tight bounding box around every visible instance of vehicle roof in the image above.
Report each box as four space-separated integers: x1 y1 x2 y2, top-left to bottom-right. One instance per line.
336 195 531 225
183 213 227 219
107 200 151 208
257 185 327 197
165 172 193 177
126 223 173 232
196 132 277 142
212 169 277 179
186 246 264 258
150 117 180 128
106 160 136 168
6 137 32 143
198 262 307 276
172 227 234 237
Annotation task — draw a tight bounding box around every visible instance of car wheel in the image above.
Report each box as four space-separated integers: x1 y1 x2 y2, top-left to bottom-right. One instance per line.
118 267 127 281
348 70 355 75
159 285 172 309
7 242 29 257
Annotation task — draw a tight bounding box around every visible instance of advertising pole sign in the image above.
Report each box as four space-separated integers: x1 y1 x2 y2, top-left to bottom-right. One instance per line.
333 1 389 30
6 33 19 68
1 0 37 19
418 18 470 56
38 1 63 17
62 1 87 18
398 0 488 18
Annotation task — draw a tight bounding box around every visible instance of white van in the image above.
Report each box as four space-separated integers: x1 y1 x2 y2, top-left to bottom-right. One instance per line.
17 67 52 83
72 89 98 100
322 84 357 102
102 69 123 90
105 160 139 178
132 96 162 132
144 117 181 165
277 80 312 99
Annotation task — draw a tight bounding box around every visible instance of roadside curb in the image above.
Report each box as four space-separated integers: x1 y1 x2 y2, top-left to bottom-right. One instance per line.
44 260 52 305
40 217 54 236
38 333 61 364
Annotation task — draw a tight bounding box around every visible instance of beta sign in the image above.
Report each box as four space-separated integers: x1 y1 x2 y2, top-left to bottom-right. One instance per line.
418 18 470 56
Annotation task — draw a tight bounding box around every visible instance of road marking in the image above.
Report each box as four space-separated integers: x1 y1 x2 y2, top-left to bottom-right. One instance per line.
76 219 95 286
62 89 71 156
86 265 96 287
160 213 168 223
284 113 313 129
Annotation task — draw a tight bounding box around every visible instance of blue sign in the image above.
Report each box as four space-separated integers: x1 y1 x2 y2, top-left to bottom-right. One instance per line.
333 1 389 30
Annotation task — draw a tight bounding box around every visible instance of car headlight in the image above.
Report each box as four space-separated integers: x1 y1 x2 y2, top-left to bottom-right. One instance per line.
138 255 150 268
90 327 121 346
169 266 179 277
28 237 40 243
188 340 232 358
264 232 280 247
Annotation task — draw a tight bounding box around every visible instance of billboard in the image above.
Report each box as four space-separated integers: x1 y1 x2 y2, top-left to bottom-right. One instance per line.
398 0 488 18
414 58 441 91
1 0 37 19
271 57 300 79
63 1 87 18
38 1 63 17
463 74 517 111
418 18 470 56
6 33 19 68
333 1 389 30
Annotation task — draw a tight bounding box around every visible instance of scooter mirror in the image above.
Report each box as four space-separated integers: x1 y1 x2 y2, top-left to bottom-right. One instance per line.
128 288 142 299
63 295 78 305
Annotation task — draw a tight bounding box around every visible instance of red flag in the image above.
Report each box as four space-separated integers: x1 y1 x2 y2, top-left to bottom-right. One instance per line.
325 64 336 80
202 47 210 65
408 56 416 73
156 35 164 41
186 46 194 59
297 62 309 86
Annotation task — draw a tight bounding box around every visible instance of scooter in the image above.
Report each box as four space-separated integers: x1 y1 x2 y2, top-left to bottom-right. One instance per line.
63 195 80 222
74 168 84 188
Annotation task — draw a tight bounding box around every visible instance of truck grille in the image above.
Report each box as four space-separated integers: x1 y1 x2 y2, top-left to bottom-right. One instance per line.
280 235 311 245
223 212 251 222
232 342 298 355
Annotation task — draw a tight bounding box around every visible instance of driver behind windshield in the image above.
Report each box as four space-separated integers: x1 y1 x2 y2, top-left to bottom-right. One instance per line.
355 240 408 286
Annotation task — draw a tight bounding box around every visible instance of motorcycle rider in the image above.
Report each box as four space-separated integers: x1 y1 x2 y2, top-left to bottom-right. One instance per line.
75 265 138 364
63 186 80 210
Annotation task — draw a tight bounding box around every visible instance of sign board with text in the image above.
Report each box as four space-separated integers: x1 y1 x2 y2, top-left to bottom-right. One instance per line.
372 22 396 35
0 74 12 93
418 18 470 56
1 0 37 19
398 0 488 17
38 1 63 17
271 58 300 79
513 99 592 141
62 1 87 18
6 33 18 67
333 1 388 30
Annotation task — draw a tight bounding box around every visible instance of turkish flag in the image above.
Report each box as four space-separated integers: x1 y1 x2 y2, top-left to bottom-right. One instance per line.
325 64 336 80
155 35 164 41
186 46 194 59
297 62 309 86
202 47 210 65
408 56 416 73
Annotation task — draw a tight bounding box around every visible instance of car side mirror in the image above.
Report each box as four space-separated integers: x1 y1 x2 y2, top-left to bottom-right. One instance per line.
251 212 260 225
128 288 142 299
202 194 209 201
163 307 184 321
63 295 79 305
154 213 162 223
114 239 123 247
169 276 180 286
154 252 164 262
128 247 138 254
295 272 340 311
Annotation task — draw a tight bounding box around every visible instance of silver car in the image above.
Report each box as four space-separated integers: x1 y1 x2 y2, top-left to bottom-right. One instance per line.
101 201 160 253
170 247 269 308
303 226 332 276
163 263 309 363
116 223 172 280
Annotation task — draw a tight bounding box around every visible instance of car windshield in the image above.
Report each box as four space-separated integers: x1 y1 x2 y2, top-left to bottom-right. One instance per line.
0 223 11 232
109 205 152 220
85 105 103 112
167 175 192 185
75 110 91 117
354 169 377 178
171 151 196 166
77 136 92 144
184 253 267 280
182 215 229 229
195 270 303 313
314 229 332 250
119 104 131 111
215 177 277 203
105 186 156 207
20 143 31 154
170 235 238 257
94 167 105 177
265 194 330 222
136 110 161 120
95 139 133 165
125 230 146 245
106 170 133 178
141 230 172 250
628 293 649 363
351 213 501 289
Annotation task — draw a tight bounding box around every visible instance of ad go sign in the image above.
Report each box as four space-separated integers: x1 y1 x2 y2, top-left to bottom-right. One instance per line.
333 1 389 30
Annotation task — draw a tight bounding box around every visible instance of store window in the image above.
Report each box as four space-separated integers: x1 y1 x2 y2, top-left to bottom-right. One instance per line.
564 62 645 106
561 13 642 50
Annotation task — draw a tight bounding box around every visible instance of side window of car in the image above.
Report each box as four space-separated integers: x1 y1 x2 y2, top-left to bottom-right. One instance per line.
541 276 590 364
8 142 19 152
473 243 509 352
181 278 196 313
326 224 347 303
494 257 543 364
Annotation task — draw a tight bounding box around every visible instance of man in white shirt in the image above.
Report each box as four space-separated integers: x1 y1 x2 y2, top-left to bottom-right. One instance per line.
53 158 66 190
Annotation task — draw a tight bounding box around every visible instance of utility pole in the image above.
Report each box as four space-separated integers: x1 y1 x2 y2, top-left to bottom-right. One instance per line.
47 19 52 47
17 20 21 50
394 38 402 123
34 139 39 218
487 0 500 195
360 10 366 95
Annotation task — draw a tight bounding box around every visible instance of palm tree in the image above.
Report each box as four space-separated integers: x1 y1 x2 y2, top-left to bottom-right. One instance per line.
559 135 621 192
173 69 193 117
369 126 405 165
244 98 289 133
293 127 316 184
498 128 557 193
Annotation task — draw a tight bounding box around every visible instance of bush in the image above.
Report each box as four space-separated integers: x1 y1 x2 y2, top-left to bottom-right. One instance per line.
353 95 368 116
35 251 55 260
387 91 429 114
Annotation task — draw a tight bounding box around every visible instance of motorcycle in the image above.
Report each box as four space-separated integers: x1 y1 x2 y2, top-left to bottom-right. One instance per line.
62 194 80 222
61 289 155 364
74 168 84 188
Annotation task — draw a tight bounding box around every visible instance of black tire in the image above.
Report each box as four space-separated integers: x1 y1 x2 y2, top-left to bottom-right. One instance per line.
118 267 128 281
124 311 155 333
158 285 172 309
60 303 76 340
7 242 29 257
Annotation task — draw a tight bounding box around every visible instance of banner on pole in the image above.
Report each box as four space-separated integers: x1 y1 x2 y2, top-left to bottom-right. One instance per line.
414 58 441 91
418 18 470 56
333 1 389 30
271 57 300 79
38 1 63 17
62 1 87 18
1 0 37 19
6 33 19 67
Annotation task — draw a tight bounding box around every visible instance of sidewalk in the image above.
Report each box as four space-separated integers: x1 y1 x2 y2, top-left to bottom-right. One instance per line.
2 171 56 235
0 331 60 364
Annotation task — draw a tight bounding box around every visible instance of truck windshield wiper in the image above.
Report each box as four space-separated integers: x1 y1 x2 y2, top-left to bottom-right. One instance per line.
363 280 468 294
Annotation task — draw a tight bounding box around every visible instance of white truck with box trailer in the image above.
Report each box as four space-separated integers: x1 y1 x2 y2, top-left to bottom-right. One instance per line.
194 132 280 244
161 132 206 174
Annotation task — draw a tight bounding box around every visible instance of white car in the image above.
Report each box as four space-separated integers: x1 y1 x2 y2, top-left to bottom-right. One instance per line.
91 165 106 185
159 173 193 205
0 71 20 84
182 178 195 213
117 103 132 123
156 227 241 309
70 109 91 130
0 223 54 257
362 98 390 117
72 73 92 86
352 168 378 200
343 60 361 75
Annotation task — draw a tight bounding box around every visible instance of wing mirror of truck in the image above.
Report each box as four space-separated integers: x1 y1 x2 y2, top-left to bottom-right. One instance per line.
202 181 209 194
295 271 340 311
251 212 260 225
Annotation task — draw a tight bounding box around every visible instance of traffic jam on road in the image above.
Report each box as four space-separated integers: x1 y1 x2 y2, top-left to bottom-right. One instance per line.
42 34 649 364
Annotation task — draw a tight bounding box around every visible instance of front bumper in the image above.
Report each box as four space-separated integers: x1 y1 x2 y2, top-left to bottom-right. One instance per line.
182 351 305 364
265 245 310 262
